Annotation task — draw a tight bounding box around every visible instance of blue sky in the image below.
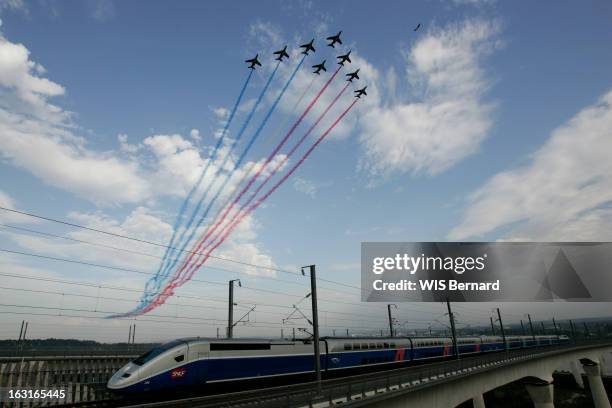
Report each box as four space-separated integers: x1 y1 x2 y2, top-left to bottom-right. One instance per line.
0 0 611 341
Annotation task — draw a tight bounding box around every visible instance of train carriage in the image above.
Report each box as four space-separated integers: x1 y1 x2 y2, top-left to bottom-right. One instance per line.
108 334 570 394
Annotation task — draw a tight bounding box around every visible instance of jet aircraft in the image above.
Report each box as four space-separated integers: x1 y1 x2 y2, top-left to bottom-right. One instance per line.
245 54 262 69
354 86 367 98
327 31 342 47
274 46 290 61
312 60 327 74
346 69 360 82
300 39 316 55
337 51 352 66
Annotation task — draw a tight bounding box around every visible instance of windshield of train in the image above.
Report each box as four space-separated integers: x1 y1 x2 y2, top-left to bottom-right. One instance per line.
132 340 185 366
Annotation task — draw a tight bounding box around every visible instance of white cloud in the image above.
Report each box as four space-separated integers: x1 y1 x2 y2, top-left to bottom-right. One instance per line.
0 0 27 14
0 35 65 121
0 33 153 205
293 177 318 197
89 0 115 22
449 89 612 241
358 19 500 178
189 128 201 141
0 189 35 223
117 133 141 154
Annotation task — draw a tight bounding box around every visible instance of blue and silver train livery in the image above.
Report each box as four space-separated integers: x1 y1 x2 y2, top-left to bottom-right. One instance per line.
108 335 569 393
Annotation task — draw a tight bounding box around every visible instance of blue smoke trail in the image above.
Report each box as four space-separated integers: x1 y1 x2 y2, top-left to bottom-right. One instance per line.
141 69 254 301
157 56 306 287
135 61 282 311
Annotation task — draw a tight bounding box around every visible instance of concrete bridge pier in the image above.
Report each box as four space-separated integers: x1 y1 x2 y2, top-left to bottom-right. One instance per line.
581 360 611 408
570 360 584 388
525 381 555 408
471 393 486 408
600 352 611 376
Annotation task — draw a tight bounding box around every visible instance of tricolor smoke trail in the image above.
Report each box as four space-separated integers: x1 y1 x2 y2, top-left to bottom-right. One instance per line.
118 63 281 318
148 57 305 300
187 82 351 275
193 75 318 257
157 66 343 298
138 98 359 314
139 69 254 310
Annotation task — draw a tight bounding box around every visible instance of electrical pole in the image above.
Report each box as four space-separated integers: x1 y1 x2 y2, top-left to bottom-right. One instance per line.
527 314 535 341
302 265 321 392
293 327 296 341
490 316 496 336
228 279 241 338
497 308 507 351
569 320 576 343
18 320 24 342
520 319 526 335
552 318 558 336
540 321 545 334
128 324 132 344
446 298 459 359
387 304 396 337
346 328 349 337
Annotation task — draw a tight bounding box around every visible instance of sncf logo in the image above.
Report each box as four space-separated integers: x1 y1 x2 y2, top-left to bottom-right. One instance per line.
171 367 186 379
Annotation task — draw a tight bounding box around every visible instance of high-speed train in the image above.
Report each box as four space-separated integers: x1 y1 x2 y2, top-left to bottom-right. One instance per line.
108 335 569 393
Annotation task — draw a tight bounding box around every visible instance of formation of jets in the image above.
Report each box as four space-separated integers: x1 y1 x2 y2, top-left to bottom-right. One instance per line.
244 31 367 98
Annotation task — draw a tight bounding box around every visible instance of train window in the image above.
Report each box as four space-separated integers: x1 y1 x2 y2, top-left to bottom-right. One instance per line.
361 343 369 350
121 373 131 378
383 342 389 348
210 343 271 351
377 343 383 349
369 343 376 349
353 344 361 350
389 343 396 349
133 339 185 366
174 355 184 362
344 343 352 351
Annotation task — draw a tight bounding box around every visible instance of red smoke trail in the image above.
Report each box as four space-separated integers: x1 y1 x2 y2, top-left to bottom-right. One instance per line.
180 82 352 282
139 98 359 314
182 98 359 286
154 67 343 296
140 99 359 314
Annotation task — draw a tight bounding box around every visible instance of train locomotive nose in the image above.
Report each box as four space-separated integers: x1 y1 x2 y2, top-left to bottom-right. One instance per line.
108 363 139 390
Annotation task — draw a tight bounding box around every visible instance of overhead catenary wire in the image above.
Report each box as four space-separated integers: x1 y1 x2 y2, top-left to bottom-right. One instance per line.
0 223 361 297
0 285 432 326
0 206 367 292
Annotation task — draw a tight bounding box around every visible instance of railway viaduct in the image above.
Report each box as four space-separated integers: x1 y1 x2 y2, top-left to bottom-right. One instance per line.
349 343 612 408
